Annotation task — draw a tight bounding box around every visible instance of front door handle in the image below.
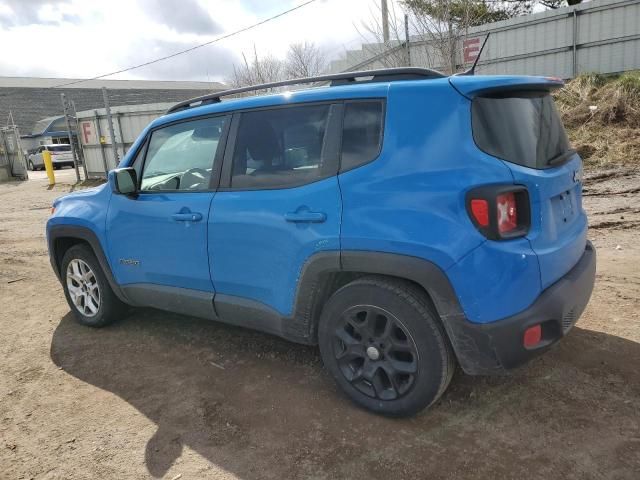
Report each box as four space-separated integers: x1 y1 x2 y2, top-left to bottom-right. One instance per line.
284 211 326 223
172 212 203 222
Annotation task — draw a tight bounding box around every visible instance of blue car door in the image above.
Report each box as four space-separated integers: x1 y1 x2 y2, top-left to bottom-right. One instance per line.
106 115 230 316
209 103 342 326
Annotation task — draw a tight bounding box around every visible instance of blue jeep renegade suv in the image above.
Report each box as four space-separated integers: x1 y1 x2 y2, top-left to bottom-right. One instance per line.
47 68 596 416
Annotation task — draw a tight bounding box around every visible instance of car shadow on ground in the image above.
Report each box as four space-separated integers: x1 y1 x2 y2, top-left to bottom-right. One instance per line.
50 309 640 479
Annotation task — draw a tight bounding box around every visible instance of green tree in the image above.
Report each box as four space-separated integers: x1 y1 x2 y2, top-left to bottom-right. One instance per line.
538 0 584 8
403 0 530 28
403 0 585 29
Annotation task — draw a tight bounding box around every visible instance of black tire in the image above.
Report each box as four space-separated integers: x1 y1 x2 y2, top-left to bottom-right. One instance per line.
27 160 34 171
318 276 456 416
61 244 126 327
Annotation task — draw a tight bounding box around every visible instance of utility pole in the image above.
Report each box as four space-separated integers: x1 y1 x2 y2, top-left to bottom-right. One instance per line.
381 0 390 43
61 93 81 182
102 87 119 168
404 13 411 66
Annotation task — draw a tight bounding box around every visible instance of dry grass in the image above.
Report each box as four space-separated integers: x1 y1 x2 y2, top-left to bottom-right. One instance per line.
554 72 640 168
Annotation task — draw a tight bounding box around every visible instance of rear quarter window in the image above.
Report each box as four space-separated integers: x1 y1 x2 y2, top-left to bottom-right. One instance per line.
472 91 571 169
48 145 71 153
340 101 384 172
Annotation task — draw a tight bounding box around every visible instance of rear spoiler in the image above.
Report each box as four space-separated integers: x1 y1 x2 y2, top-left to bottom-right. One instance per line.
449 75 564 99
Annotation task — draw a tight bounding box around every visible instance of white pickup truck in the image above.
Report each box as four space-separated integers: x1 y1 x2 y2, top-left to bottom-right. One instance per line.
28 144 74 170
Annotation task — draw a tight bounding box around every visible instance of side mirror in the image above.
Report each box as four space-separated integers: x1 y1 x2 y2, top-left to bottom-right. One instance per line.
109 167 137 195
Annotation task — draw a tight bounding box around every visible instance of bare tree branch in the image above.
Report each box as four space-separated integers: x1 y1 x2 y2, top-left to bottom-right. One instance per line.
285 42 327 78
355 0 410 68
226 45 284 92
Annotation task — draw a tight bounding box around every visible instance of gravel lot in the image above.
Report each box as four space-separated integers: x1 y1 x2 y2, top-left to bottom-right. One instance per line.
1 167 639 479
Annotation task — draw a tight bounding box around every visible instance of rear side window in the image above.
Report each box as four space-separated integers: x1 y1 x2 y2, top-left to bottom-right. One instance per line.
231 104 333 189
48 145 71 152
340 101 383 171
472 92 571 169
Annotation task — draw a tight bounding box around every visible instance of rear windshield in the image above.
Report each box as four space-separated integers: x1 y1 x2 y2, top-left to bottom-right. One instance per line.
47 145 71 152
472 91 571 169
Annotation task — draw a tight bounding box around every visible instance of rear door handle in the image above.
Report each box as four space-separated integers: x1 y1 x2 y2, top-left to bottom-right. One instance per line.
284 211 326 223
172 212 202 222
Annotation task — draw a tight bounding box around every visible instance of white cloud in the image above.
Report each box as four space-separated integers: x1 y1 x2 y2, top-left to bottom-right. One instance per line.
0 0 388 82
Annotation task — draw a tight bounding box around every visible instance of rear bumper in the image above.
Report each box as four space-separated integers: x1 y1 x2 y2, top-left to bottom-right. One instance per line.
446 240 596 375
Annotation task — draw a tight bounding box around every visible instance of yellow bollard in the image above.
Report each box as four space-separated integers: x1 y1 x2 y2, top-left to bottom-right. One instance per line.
42 150 55 186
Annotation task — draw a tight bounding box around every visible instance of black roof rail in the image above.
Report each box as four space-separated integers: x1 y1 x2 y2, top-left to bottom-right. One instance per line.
166 67 445 114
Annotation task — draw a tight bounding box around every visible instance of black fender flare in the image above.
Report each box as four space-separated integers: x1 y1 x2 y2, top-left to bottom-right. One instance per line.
292 250 500 374
288 250 466 341
339 251 465 320
47 225 129 304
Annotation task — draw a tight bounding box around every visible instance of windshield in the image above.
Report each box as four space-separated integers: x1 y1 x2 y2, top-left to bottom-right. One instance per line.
472 91 571 169
47 145 71 153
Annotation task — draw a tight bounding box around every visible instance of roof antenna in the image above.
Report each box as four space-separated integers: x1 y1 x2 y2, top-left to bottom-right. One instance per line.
461 32 490 76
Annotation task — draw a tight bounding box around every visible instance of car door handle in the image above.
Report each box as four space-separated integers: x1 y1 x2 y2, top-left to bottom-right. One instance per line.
284 211 326 223
172 212 203 222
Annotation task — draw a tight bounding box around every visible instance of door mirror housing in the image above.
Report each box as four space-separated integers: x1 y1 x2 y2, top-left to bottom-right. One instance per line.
109 167 138 195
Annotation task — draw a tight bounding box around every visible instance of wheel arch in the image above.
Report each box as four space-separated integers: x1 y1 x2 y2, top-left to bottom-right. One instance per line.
48 225 129 304
290 251 465 344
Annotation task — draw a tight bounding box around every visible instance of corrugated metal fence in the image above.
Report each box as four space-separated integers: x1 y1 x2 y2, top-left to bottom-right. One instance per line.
330 0 640 78
76 103 173 178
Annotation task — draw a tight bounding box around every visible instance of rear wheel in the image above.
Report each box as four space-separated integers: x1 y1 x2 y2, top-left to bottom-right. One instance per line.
318 276 455 416
61 244 126 327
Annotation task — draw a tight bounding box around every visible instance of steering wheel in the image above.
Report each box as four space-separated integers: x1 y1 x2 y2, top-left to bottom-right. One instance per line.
181 168 209 189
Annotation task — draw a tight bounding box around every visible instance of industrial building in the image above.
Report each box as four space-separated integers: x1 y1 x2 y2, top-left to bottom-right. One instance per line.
0 76 224 140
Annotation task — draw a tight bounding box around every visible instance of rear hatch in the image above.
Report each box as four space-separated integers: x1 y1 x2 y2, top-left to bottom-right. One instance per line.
451 75 588 289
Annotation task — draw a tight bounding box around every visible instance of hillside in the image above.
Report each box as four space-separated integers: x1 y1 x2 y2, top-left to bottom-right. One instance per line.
555 72 640 169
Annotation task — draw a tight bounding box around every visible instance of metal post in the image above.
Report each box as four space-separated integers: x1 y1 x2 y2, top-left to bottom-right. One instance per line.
115 113 126 159
71 100 88 180
404 13 411 67
101 87 119 167
94 110 109 176
572 9 578 78
381 0 389 44
61 93 81 182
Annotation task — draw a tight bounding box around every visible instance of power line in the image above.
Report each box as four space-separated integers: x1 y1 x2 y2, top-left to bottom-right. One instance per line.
51 0 320 89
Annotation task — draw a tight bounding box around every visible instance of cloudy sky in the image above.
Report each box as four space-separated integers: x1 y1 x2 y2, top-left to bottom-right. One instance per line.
0 0 395 82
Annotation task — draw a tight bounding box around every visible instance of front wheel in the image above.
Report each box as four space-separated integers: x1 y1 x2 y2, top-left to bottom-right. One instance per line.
61 244 126 327
27 160 34 171
318 276 456 416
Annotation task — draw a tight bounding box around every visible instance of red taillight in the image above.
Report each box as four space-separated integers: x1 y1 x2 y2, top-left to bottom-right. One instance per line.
467 186 530 240
496 192 518 233
470 199 489 226
523 324 542 348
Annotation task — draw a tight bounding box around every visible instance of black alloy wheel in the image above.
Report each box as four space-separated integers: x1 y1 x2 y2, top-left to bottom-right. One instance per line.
318 276 456 416
332 305 418 401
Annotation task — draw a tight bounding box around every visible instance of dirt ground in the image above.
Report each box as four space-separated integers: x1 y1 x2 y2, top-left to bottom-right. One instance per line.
1 166 639 480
